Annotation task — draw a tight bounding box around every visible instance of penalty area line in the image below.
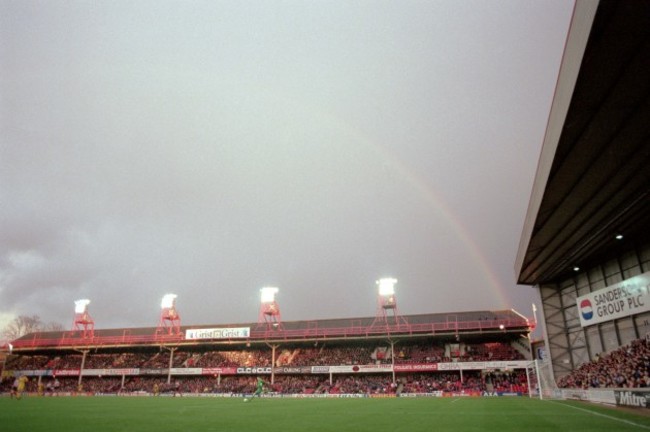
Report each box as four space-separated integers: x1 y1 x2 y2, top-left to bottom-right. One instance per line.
549 400 650 430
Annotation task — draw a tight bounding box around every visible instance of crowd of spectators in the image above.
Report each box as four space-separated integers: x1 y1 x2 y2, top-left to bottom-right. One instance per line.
3 342 524 372
289 346 375 366
462 343 525 361
397 370 527 394
1 340 536 395
394 343 446 363
0 369 530 396
558 338 650 389
9 338 650 394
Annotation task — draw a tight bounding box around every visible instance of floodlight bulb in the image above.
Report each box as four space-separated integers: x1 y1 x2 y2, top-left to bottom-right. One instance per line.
74 299 91 314
161 294 177 309
377 278 397 296
260 287 279 303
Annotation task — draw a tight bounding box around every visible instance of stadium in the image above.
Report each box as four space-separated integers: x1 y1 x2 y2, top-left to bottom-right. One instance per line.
2 0 650 431
1 303 534 397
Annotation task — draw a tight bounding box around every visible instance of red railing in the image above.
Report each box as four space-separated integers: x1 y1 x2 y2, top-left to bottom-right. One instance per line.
10 318 530 350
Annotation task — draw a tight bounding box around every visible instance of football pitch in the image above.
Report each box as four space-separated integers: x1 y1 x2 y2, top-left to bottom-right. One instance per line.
2 396 650 432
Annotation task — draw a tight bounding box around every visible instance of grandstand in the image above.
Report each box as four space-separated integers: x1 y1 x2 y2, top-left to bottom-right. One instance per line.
515 0 650 407
1 309 534 397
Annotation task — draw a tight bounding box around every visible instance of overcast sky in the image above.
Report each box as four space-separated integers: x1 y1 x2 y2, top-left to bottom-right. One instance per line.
0 1 574 332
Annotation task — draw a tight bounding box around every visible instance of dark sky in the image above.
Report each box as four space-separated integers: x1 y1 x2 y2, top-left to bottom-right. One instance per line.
0 0 574 331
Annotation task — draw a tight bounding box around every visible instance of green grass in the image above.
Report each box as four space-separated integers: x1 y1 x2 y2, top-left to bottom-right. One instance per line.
1 396 650 432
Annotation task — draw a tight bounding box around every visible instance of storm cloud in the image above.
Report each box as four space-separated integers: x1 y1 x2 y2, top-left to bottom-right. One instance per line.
0 1 573 330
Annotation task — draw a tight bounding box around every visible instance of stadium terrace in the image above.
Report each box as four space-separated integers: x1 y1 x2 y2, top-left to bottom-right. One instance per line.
1 309 538 398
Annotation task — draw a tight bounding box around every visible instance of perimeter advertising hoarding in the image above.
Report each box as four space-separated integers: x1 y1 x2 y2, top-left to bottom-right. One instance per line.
202 367 238 375
53 369 80 376
576 272 650 327
8 369 82 377
436 361 529 371
236 367 272 374
273 366 313 374
7 361 535 378
169 368 202 375
614 390 650 409
393 364 438 372
328 365 393 373
140 369 166 375
82 368 139 376
185 327 250 340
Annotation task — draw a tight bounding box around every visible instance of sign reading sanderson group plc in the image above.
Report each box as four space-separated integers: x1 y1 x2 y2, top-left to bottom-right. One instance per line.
576 272 650 327
185 327 250 340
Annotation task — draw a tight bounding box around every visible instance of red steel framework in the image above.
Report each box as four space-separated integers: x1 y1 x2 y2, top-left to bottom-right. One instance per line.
257 300 282 331
72 306 94 339
370 293 409 332
10 316 532 350
157 304 181 336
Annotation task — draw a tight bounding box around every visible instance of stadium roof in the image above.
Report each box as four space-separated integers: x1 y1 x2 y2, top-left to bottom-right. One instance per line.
515 0 650 285
9 309 531 351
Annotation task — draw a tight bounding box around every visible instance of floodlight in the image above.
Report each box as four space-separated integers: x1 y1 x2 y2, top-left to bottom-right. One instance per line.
157 294 181 335
74 299 91 314
8 343 13 353
371 277 408 331
161 293 177 309
72 299 94 338
260 287 279 303
377 278 397 296
257 287 282 331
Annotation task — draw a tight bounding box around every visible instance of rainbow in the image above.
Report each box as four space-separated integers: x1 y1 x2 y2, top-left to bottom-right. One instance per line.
172 70 510 308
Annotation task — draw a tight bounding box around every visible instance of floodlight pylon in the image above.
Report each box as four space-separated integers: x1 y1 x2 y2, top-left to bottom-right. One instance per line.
72 299 94 338
370 278 409 332
157 294 181 335
257 287 283 331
